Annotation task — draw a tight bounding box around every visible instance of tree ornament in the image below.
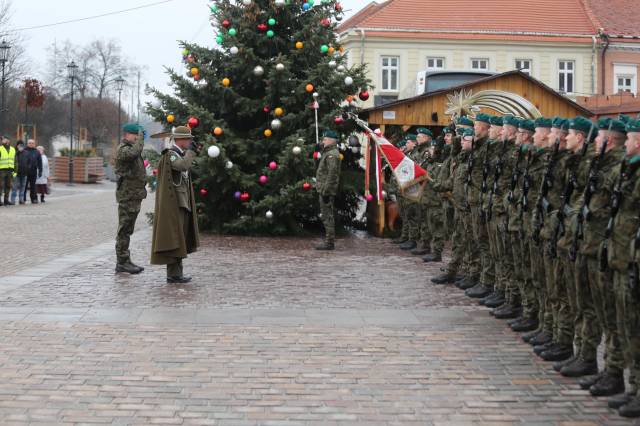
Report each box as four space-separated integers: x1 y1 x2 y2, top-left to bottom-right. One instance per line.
328 47 335 55
339 153 345 161
213 127 223 136
344 76 353 86
222 78 231 87
234 191 242 200
187 54 195 63
152 169 158 175
240 192 250 202
303 3 310 10
274 107 284 116
194 75 201 82
228 28 237 36
313 151 321 160
268 161 278 170
222 19 230 28
359 90 370 101
200 189 209 197
270 119 282 130
337 65 345 73
253 65 265 76
259 175 268 184
144 160 150 167
181 49 189 56
242 0 252 5
292 146 302 155
275 0 285 6
216 35 223 44
382 190 388 199
302 182 311 191
258 23 267 32
365 193 374 202
295 41 304 49
225 161 234 169
334 116 344 124
328 60 337 68
264 129 273 137
268 18 276 26
191 67 199 75
188 117 200 128
263 106 270 113
348 135 360 147
166 114 175 123
346 95 354 103
207 145 221 158
267 30 275 38
313 92 319 99
335 2 343 11
266 210 274 219
210 4 217 12
230 46 239 55
320 45 329 53
321 18 330 27
275 63 285 72
306 83 314 93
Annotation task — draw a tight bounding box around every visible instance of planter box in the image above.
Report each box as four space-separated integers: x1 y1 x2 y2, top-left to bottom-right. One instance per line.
53 156 105 183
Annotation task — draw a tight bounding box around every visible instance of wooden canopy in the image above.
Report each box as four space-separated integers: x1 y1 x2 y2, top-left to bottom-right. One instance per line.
363 70 594 127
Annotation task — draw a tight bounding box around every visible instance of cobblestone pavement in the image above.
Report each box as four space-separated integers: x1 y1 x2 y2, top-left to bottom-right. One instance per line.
1 227 639 424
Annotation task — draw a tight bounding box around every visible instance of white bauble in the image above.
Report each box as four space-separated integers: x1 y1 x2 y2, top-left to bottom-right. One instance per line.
344 76 353 86
351 146 359 154
328 60 337 68
382 190 388 199
275 0 285 6
275 63 285 72
337 65 345 73
253 65 265 76
312 92 319 99
230 46 239 55
242 0 252 5
292 146 302 155
266 210 274 219
271 119 282 130
225 161 233 169
350 101 358 107
207 145 221 158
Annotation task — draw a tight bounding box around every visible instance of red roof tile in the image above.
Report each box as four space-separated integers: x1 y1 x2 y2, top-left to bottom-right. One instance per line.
583 0 640 37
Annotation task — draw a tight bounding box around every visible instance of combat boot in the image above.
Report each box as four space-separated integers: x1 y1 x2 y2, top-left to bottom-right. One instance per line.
590 372 625 397
522 329 542 343
578 372 604 389
553 355 578 372
533 341 556 356
399 240 417 250
422 253 442 263
560 358 598 377
431 273 456 285
456 278 477 290
608 391 637 409
529 330 553 346
315 241 335 251
619 396 640 418
511 317 539 332
115 262 143 274
167 275 192 284
507 316 524 326
540 344 573 362
482 292 505 308
127 261 145 273
392 237 408 244
493 305 522 319
411 246 430 256
465 283 492 298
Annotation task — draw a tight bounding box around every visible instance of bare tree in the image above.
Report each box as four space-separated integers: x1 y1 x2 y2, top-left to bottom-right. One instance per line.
88 39 130 99
0 0 27 85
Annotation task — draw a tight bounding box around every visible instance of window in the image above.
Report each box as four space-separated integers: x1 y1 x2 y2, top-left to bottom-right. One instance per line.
558 60 575 93
381 56 399 91
427 57 445 70
515 59 532 76
613 64 637 94
470 58 489 70
374 95 399 107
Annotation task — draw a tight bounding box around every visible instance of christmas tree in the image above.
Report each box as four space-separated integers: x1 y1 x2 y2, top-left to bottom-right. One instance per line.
147 0 371 235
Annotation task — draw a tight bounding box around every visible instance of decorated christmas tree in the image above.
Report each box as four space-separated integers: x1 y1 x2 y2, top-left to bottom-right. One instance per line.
147 0 371 235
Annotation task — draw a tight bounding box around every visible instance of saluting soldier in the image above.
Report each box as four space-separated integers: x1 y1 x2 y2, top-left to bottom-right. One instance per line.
315 130 342 251
114 124 147 274
150 126 200 283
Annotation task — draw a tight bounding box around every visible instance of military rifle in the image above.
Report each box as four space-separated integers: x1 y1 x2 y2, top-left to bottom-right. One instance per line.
533 129 563 244
486 138 509 222
599 159 627 272
630 224 640 298
569 121 613 262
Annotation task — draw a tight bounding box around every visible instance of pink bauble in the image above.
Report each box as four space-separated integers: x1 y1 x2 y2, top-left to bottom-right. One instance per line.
366 194 374 202
143 160 150 167
259 175 268 184
268 161 277 170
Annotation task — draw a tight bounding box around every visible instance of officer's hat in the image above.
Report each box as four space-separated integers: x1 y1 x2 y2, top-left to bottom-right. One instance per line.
172 126 194 139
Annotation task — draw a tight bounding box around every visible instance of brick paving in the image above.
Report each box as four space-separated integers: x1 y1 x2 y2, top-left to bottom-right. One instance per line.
1 214 639 424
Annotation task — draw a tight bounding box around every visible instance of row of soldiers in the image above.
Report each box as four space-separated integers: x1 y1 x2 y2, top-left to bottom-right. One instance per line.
390 113 640 418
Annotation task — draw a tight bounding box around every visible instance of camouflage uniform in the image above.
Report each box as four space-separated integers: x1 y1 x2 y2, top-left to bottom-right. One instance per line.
114 134 147 266
316 143 341 245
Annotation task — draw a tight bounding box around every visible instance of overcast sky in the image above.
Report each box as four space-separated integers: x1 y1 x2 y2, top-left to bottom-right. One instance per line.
11 0 362 111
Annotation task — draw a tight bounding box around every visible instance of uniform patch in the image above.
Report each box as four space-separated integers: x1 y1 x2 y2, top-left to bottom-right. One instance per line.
170 154 178 162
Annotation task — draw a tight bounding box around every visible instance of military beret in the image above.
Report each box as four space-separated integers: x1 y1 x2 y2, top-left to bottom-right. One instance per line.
518 119 535 133
460 128 474 138
534 117 553 128
416 128 433 137
123 123 143 134
489 116 503 126
619 114 631 124
443 127 454 134
568 116 595 136
404 133 417 142
396 139 406 148
323 130 339 139
474 113 492 124
552 116 569 130
597 118 627 134
456 116 474 127
626 118 640 133
502 115 520 128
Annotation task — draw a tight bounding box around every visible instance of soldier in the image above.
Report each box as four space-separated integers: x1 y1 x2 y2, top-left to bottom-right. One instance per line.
150 126 200 283
607 118 640 417
392 138 410 244
422 135 446 262
0 136 16 206
441 127 458 241
398 134 421 251
315 130 342 251
114 124 147 274
411 128 434 256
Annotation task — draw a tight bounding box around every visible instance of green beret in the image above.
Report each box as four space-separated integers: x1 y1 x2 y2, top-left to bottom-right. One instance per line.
534 117 553 128
619 114 631 124
568 116 595 136
474 113 492 124
404 133 417 142
460 128 474 138
518 119 535 133
323 130 339 139
123 123 143 134
597 118 627 134
417 128 433 137
489 116 503 126
626 119 640 133
396 139 407 148
502 115 520 128
456 116 474 127
552 117 569 130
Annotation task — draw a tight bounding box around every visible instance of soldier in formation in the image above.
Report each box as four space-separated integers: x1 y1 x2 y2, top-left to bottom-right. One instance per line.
391 113 640 418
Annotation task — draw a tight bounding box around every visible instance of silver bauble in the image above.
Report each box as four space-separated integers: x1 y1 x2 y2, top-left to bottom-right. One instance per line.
230 46 239 55
225 161 234 169
270 119 282 130
344 76 353 85
242 0 252 5
275 63 285 72
253 65 265 76
328 60 337 68
292 146 302 155
275 0 286 6
266 210 274 219
337 65 346 73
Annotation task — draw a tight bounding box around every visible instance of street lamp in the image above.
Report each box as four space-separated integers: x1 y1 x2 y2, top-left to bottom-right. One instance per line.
115 76 125 144
67 61 78 186
0 40 11 135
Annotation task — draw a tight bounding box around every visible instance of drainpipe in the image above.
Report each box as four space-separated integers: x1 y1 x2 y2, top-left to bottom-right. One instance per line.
359 28 366 65
599 30 610 95
591 35 597 95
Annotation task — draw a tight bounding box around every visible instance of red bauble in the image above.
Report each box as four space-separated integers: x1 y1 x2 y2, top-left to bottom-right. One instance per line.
200 189 209 196
193 75 201 81
188 117 200 128
263 106 270 113
222 19 231 28
365 194 374 202
313 151 321 160
257 23 267 32
240 192 250 202
152 169 158 175
321 18 330 27
302 182 311 191
335 3 343 11
359 91 370 101
334 116 344 124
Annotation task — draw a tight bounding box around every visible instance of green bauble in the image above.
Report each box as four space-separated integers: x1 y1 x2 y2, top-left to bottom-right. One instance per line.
267 30 275 38
229 28 237 36
268 18 276 26
320 45 328 53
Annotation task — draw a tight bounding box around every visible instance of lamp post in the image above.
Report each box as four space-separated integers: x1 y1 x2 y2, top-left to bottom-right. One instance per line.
115 76 125 143
67 61 78 186
0 40 11 136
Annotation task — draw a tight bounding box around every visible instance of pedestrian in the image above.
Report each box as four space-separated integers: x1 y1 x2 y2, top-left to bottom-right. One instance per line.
0 136 16 206
150 126 200 283
315 129 342 251
23 139 42 204
11 140 28 205
35 146 50 203
114 124 147 275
